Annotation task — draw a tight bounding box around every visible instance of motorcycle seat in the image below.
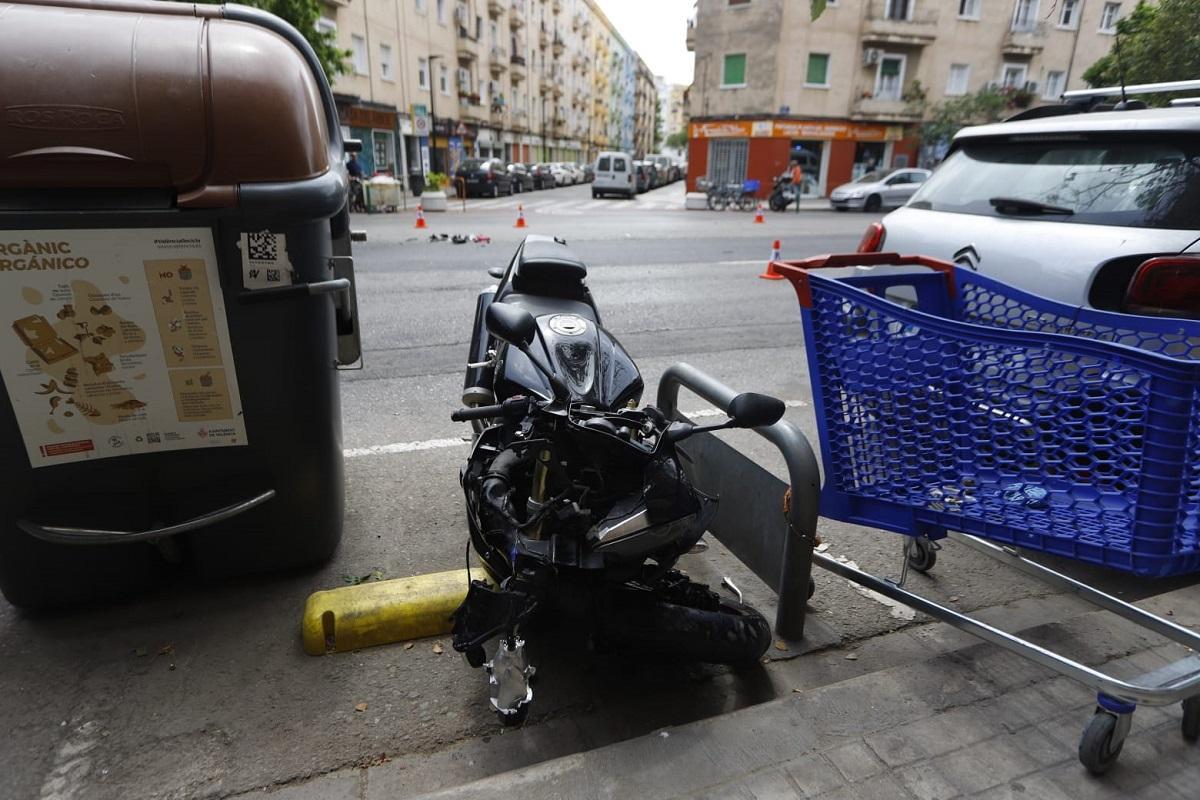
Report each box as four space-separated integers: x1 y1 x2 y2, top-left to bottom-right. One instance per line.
510 235 589 302
499 292 596 323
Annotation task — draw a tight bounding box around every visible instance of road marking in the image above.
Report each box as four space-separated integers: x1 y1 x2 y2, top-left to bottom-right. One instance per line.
342 401 808 458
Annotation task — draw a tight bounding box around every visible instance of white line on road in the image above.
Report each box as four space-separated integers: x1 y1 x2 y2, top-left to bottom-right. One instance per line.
342 401 808 459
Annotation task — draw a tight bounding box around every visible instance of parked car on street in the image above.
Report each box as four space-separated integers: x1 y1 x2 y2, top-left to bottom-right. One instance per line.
546 163 570 186
507 163 535 193
581 163 595 182
829 169 931 212
645 163 662 189
633 161 650 193
593 151 634 198
456 157 513 197
529 163 556 190
867 85 1200 313
646 154 675 183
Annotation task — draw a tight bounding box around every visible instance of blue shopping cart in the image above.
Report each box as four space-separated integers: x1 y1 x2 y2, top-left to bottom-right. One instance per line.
770 252 1200 773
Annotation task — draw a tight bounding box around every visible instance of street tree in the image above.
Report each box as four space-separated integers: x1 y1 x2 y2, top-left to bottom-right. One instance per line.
665 130 688 150
1082 0 1200 94
191 0 349 79
654 97 664 151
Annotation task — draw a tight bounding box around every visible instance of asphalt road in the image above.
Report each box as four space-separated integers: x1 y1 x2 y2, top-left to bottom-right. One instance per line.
2 181 1195 800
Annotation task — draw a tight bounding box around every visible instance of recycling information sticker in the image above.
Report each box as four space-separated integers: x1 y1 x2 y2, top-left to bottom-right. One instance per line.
0 228 247 466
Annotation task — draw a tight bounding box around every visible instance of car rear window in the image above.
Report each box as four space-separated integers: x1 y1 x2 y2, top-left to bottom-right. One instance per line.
598 156 611 171
909 138 1200 230
461 158 488 170
613 157 626 171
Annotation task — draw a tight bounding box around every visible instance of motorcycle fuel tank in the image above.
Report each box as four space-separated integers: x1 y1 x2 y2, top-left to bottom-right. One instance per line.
497 313 643 409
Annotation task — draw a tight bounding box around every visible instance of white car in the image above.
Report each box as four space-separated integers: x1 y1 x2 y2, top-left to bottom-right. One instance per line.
593 151 634 198
829 169 931 212
870 102 1200 313
554 163 578 185
547 163 570 186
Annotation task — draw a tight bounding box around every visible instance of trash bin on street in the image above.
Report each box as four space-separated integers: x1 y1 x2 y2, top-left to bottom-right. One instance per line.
0 0 362 608
365 175 402 212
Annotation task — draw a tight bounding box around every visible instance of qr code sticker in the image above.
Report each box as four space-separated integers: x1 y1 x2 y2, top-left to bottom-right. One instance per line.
266 269 281 283
247 231 278 262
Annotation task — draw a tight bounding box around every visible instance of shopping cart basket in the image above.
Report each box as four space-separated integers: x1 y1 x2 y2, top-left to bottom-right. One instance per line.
773 252 1200 578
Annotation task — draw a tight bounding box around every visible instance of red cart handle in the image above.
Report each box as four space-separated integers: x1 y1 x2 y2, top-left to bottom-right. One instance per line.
769 252 957 308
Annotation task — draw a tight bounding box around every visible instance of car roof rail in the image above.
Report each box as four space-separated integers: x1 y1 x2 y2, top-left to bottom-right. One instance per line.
1169 97 1200 107
1062 78 1200 106
1004 104 1084 122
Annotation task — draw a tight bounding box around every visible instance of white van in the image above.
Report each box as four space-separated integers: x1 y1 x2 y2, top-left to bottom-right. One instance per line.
592 151 634 199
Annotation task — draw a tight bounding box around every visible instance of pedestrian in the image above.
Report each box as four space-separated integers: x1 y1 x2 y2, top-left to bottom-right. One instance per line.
789 159 804 213
346 152 364 179
346 153 366 212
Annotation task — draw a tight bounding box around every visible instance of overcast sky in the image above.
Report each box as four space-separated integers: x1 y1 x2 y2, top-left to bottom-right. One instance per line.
594 0 695 86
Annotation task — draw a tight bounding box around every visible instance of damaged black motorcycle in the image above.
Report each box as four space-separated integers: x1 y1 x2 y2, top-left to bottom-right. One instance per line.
450 235 781 724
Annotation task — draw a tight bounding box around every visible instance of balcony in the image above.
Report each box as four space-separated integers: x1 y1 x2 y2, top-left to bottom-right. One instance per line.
552 36 565 57
488 0 504 17
490 105 507 126
457 39 478 61
489 46 508 75
551 83 563 99
571 11 582 30
510 54 526 80
685 18 695 52
850 95 922 122
509 0 525 27
551 0 562 13
539 81 552 96
861 0 937 47
538 27 549 47
511 109 528 131
1003 21 1047 56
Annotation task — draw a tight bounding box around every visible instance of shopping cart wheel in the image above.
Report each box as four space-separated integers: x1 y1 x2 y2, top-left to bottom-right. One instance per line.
906 538 938 573
1079 709 1129 775
1183 696 1200 742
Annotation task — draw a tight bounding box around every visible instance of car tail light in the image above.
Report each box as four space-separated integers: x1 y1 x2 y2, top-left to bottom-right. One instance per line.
1124 256 1200 317
857 222 886 253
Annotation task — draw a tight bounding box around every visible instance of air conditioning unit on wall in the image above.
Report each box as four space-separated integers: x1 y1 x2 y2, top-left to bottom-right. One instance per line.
862 48 881 67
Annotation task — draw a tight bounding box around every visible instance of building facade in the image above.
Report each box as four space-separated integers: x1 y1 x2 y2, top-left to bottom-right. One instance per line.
686 0 1125 197
323 0 657 181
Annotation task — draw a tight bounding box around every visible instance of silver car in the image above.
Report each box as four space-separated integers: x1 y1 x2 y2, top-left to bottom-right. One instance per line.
872 105 1200 312
830 169 931 212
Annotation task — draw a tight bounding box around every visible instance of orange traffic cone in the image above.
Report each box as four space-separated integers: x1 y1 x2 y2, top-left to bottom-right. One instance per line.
414 204 427 229
753 203 765 224
758 240 784 281
514 205 527 228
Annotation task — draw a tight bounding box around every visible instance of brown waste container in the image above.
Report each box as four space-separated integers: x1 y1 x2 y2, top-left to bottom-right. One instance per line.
0 0 362 607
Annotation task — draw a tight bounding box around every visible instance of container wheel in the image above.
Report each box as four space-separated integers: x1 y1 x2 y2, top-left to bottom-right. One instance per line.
1079 711 1125 775
907 538 937 573
1183 696 1200 742
808 575 816 600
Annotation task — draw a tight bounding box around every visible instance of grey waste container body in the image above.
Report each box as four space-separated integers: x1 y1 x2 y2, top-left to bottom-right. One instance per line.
0 1 360 607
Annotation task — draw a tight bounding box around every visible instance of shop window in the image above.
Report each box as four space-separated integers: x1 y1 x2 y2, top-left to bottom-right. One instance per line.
946 63 970 96
372 130 395 175
1099 2 1120 32
350 35 368 76
721 54 746 88
707 138 748 186
805 53 830 88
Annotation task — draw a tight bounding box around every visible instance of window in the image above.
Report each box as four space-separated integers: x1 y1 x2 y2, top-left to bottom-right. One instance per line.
439 64 449 94
373 130 395 174
875 55 905 100
946 63 970 96
415 0 426 12
458 67 471 93
721 53 746 87
885 0 912 20
613 156 626 171
957 0 980 19
1058 0 1079 27
418 57 429 90
598 156 611 171
1043 70 1066 99
1099 2 1120 32
437 0 447 24
1011 0 1038 31
350 34 368 76
379 44 394 81
314 16 336 34
805 53 830 87
728 0 751 5
1001 63 1027 88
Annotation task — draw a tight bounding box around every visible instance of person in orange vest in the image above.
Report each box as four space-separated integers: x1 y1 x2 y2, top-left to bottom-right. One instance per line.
789 160 804 213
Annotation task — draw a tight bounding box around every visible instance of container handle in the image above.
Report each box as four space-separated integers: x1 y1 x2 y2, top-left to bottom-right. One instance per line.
237 279 350 305
17 490 275 545
770 252 957 307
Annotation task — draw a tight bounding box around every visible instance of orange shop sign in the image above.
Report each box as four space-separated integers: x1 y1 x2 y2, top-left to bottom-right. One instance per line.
690 119 903 142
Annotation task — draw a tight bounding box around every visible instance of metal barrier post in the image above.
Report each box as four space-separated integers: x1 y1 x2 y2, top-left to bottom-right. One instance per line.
656 362 821 640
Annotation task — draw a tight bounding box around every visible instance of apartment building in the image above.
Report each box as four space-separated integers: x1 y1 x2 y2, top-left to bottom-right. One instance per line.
686 0 1125 197
322 0 657 179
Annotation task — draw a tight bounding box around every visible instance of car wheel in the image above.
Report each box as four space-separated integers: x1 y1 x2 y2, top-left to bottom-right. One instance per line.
492 185 499 198
864 194 882 212
834 207 848 212
592 190 598 199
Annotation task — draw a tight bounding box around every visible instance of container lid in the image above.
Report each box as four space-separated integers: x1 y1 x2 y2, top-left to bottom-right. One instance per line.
0 1 333 207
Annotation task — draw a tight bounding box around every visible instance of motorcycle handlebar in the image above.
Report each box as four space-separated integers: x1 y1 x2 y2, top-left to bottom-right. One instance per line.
450 395 531 423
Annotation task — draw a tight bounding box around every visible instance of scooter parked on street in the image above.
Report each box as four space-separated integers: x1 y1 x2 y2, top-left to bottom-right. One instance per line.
768 173 798 212
450 235 778 724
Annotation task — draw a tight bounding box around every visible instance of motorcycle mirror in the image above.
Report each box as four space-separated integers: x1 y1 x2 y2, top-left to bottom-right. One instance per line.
487 266 506 280
485 302 538 349
727 392 786 429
